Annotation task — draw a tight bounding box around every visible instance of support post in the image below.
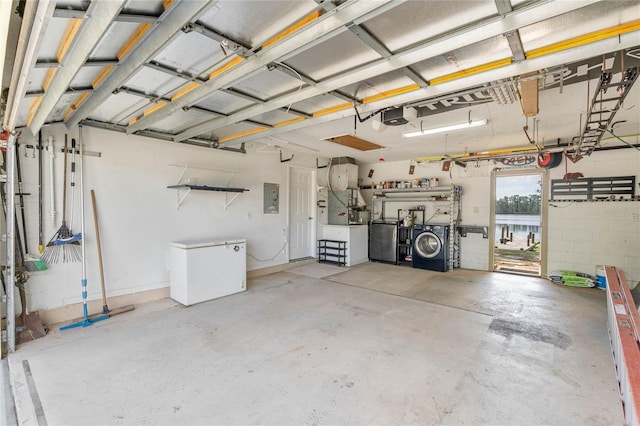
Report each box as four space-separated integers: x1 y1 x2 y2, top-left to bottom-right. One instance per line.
6 132 16 352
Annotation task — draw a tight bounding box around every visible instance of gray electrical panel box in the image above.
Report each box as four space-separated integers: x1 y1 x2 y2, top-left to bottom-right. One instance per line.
264 183 279 214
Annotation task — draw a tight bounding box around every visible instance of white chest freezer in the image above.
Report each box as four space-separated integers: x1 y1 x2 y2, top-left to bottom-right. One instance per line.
169 238 247 306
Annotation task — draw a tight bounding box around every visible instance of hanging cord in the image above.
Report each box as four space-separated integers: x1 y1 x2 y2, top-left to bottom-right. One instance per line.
605 128 640 152
424 208 442 224
549 202 576 208
247 241 287 262
273 62 303 114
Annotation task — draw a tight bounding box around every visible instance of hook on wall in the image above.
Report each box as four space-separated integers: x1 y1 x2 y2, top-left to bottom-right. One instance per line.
280 150 294 163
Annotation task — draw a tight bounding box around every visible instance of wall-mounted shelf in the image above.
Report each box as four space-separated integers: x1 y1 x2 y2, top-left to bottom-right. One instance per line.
373 186 454 197
550 176 636 201
167 164 248 209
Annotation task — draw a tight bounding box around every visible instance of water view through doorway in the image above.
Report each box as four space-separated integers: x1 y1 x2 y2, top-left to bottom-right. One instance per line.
493 172 543 276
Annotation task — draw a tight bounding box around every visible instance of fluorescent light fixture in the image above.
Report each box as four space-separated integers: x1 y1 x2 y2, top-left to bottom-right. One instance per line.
402 119 488 138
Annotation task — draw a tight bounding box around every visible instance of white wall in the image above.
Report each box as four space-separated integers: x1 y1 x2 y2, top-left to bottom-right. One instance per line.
359 147 640 286
545 149 640 287
5 123 639 314
6 124 322 312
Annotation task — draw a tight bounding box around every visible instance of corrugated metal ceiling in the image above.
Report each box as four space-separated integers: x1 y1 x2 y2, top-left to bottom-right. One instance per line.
2 0 639 161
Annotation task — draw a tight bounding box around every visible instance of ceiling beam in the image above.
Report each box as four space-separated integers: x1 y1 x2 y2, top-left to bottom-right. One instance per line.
221 34 639 147
349 24 428 87
3 0 56 130
494 0 513 16
505 30 526 62
172 0 604 142
183 22 250 58
53 7 160 23
144 60 205 82
65 0 216 128
119 85 273 129
26 86 93 98
80 118 246 153
144 60 312 118
35 58 119 68
29 0 126 134
124 0 405 134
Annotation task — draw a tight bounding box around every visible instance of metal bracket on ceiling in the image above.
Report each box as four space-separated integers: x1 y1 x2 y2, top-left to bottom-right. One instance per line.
280 151 294 163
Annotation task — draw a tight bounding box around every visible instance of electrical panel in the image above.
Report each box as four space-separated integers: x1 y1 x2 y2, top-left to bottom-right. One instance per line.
264 182 279 214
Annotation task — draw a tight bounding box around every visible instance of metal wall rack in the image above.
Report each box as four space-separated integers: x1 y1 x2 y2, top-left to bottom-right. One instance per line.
371 184 461 271
550 175 636 201
396 208 425 266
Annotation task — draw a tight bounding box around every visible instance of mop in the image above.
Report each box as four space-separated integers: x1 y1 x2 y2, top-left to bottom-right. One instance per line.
61 126 109 330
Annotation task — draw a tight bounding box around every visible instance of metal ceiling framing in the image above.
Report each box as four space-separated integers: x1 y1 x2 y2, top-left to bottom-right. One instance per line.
28 0 127 132
3 0 640 158
219 35 640 147
3 0 55 130
123 0 406 134
171 0 610 143
65 0 217 127
52 6 161 24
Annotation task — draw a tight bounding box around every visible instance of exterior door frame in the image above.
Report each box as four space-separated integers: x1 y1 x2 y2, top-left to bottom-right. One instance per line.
288 165 317 261
489 167 548 276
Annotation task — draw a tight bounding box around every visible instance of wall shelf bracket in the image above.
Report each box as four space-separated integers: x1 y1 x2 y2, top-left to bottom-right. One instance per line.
167 164 248 209
458 225 488 238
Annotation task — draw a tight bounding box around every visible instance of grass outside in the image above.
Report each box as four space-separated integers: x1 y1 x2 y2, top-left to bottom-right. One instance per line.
494 242 541 275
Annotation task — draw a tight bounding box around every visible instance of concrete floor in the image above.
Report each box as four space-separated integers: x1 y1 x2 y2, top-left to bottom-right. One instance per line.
6 262 623 425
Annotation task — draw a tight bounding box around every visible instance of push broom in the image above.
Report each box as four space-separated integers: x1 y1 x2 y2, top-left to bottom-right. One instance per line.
61 126 108 330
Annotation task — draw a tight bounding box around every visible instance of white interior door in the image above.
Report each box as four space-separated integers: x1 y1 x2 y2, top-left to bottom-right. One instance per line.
289 167 315 260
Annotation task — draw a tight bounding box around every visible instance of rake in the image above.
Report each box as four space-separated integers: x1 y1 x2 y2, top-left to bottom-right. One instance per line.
42 134 81 264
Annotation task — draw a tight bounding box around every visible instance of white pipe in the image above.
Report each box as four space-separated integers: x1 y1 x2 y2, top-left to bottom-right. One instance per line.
48 136 56 227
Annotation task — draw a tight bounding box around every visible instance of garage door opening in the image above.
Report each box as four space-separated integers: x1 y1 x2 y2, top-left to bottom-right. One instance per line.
491 170 545 276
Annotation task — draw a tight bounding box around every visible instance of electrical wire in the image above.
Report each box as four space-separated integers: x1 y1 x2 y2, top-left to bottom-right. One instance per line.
273 62 304 114
605 129 640 152
425 208 441 223
548 202 576 208
247 241 288 262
